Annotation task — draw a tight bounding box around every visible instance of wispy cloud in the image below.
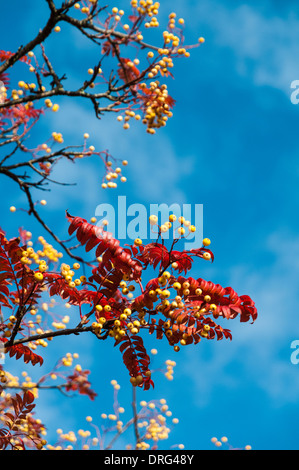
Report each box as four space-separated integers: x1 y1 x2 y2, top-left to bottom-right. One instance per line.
46 100 196 206
162 0 299 95
180 228 299 407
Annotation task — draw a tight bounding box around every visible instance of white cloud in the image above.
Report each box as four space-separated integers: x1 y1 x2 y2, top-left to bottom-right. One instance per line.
180 228 299 407
211 4 299 93
162 0 299 95
46 100 196 206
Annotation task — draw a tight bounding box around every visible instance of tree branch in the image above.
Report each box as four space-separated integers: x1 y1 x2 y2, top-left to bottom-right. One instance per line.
8 325 93 347
0 12 58 75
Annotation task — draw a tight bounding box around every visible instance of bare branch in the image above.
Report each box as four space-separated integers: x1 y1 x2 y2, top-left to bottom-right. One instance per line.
0 13 58 74
8 325 93 347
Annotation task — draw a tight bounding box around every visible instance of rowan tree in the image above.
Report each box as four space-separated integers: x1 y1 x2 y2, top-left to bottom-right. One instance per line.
0 0 257 450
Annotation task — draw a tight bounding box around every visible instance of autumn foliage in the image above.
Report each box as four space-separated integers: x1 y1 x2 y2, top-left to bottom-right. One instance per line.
0 213 257 394
0 0 257 450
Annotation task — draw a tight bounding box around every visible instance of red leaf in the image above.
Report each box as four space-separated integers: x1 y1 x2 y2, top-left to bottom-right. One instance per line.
3 341 43 366
66 212 142 279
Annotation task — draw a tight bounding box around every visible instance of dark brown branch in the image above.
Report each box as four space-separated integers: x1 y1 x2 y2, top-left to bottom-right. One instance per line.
8 325 93 347
22 184 85 262
59 12 161 53
0 12 58 75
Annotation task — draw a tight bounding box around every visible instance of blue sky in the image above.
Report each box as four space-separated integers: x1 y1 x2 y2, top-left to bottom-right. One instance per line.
1 0 299 450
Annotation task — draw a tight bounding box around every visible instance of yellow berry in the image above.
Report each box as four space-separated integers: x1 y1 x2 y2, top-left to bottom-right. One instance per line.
34 272 44 282
39 264 48 273
172 282 181 290
162 271 171 279
149 215 158 225
130 377 137 386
